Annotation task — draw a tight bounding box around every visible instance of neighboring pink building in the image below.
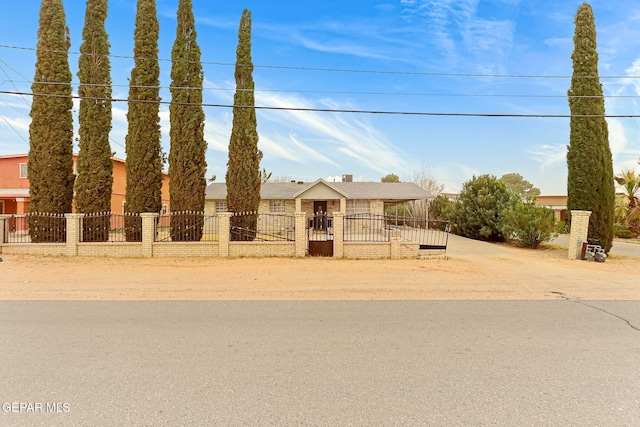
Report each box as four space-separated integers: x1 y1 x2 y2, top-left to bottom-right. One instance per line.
0 153 170 215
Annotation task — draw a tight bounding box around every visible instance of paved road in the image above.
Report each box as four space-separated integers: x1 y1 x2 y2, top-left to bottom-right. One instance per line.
1 301 639 426
551 234 640 258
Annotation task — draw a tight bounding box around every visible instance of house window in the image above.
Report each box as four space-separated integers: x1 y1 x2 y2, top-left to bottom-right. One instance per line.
161 204 168 215
215 201 227 212
269 200 285 213
122 201 126 214
19 163 28 178
346 200 370 214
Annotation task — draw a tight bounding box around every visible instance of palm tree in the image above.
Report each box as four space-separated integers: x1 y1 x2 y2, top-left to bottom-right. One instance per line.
614 170 640 235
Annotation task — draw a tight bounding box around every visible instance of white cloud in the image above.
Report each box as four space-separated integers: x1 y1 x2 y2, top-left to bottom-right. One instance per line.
528 143 566 169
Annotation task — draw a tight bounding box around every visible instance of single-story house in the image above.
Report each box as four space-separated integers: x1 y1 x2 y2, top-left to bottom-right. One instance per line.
205 178 433 218
535 195 567 222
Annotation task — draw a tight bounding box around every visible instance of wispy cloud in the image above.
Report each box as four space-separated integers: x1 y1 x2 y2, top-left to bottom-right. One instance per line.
528 143 566 169
400 0 515 73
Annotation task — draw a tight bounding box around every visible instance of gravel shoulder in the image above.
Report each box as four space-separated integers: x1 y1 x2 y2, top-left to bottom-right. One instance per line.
1 235 638 301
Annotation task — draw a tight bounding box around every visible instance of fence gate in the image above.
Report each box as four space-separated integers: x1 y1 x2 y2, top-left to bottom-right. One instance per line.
307 211 333 256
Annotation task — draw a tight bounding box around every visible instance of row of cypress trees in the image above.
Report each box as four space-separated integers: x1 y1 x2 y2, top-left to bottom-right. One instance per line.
27 0 260 242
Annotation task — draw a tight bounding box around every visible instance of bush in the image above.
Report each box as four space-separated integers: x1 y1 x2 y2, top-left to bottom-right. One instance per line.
613 222 634 238
451 174 519 241
501 202 558 249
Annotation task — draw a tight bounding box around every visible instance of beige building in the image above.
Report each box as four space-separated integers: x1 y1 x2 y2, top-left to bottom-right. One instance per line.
205 178 434 219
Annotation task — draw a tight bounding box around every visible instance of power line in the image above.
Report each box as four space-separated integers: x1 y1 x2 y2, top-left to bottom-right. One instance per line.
3 89 640 118
4 79 638 100
2 43 640 80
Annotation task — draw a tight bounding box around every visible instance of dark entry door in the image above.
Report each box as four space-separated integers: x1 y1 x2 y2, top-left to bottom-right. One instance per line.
313 201 328 230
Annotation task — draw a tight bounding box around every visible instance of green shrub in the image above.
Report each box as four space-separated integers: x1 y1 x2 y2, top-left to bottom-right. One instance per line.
613 222 634 238
451 174 519 241
501 202 558 249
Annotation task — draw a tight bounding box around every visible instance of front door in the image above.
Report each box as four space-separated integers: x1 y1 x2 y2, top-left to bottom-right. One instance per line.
313 201 328 230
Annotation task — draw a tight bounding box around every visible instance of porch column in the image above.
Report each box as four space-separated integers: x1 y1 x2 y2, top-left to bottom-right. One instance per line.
340 197 346 213
568 210 591 260
0 214 10 243
333 212 344 258
294 212 307 257
140 213 158 258
218 212 232 258
295 198 302 214
65 213 84 256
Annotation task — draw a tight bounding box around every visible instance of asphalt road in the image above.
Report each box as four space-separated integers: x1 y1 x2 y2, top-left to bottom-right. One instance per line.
551 234 640 258
1 301 639 426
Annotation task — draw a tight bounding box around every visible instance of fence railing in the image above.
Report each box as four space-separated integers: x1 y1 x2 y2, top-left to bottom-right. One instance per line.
230 212 295 241
156 212 219 242
344 213 450 249
4 213 66 243
81 212 135 242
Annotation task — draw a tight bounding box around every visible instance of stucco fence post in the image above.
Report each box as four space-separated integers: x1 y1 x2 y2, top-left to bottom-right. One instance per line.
0 214 11 244
65 213 84 256
140 213 158 258
294 213 307 257
568 210 591 260
218 212 232 258
332 212 344 258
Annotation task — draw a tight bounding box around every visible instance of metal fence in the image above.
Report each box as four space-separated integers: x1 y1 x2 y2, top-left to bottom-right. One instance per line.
81 212 133 242
344 213 393 242
156 212 219 242
230 212 295 241
4 213 66 243
344 213 450 249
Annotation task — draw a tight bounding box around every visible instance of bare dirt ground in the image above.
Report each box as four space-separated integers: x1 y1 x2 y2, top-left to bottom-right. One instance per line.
1 236 638 300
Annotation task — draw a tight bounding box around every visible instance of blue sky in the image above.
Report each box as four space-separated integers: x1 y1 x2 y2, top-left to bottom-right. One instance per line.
1 0 640 194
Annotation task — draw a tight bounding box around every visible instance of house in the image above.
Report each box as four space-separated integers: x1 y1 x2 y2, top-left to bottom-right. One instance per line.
535 195 567 222
0 153 170 215
204 178 433 218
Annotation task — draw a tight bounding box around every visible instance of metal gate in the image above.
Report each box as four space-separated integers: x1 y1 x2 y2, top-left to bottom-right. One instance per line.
307 211 333 256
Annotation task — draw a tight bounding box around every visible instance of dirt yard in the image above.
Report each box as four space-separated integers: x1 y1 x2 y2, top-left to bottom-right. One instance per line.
1 238 638 300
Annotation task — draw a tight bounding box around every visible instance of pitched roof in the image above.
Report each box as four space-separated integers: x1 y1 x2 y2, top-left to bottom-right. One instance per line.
205 179 432 202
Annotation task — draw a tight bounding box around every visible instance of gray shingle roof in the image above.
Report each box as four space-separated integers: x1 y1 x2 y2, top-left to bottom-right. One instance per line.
205 179 432 202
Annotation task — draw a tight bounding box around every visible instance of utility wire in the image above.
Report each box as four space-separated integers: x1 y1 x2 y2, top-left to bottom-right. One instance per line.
3 80 636 100
3 89 640 118
1 43 639 80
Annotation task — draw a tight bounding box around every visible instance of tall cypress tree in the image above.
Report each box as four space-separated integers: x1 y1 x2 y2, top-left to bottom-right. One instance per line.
28 0 74 242
75 0 113 242
226 9 261 241
169 0 207 242
124 0 163 242
567 2 615 252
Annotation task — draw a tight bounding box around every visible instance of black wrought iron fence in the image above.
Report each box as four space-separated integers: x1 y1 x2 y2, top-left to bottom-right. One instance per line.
230 212 295 241
344 213 450 249
4 213 66 243
344 213 391 242
156 212 218 242
78 212 135 242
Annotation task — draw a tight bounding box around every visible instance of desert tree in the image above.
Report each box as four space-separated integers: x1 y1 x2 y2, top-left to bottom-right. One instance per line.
75 0 113 241
567 2 615 252
168 0 207 241
226 9 261 241
499 173 540 201
28 0 74 242
124 0 163 241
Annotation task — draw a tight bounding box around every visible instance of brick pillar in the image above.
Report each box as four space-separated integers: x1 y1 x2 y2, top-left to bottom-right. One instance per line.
65 213 84 256
333 212 344 258
0 214 11 243
218 212 232 258
140 213 158 258
568 210 591 260
294 212 307 257
391 237 400 259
